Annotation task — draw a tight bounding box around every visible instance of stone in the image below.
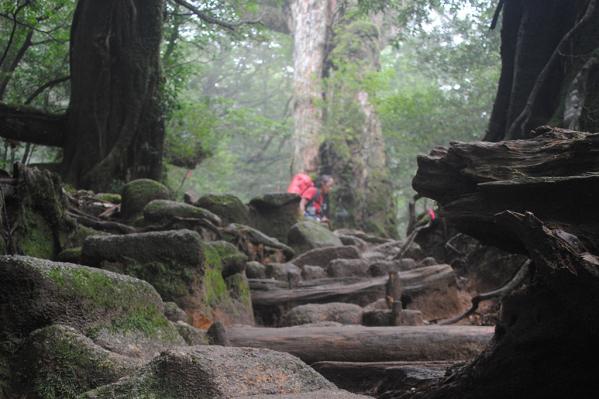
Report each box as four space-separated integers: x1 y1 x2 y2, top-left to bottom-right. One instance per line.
392 309 424 326
282 303 363 326
120 179 170 220
301 265 327 280
337 235 369 251
94 193 122 203
292 246 361 268
163 302 189 323
246 261 267 279
419 256 438 267
287 221 343 254
0 256 183 356
143 199 222 226
327 259 371 277
361 310 392 326
81 229 254 328
363 298 389 311
236 391 372 399
196 194 250 225
368 259 418 276
11 324 138 399
81 346 338 398
174 321 209 345
207 240 248 278
265 263 302 288
362 251 386 262
249 193 302 243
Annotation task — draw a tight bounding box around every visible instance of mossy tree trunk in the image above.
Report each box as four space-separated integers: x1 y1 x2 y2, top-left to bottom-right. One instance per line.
0 0 165 191
485 0 599 141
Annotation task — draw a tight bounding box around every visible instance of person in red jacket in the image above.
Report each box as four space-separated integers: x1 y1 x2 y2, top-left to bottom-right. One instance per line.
299 175 334 222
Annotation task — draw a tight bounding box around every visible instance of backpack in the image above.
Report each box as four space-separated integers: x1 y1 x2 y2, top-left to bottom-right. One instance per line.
287 173 314 196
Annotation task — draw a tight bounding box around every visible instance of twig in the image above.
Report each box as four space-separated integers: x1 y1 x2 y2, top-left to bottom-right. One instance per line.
438 259 532 325
393 221 431 260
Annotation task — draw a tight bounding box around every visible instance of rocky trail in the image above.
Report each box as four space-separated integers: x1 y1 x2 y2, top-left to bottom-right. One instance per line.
0 163 520 398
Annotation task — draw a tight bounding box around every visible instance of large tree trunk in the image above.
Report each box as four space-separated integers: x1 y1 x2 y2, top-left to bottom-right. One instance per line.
485 0 599 141
319 10 397 237
289 0 334 173
62 0 165 190
406 128 599 399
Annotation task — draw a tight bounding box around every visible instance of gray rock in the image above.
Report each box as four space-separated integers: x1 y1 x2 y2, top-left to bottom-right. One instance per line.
81 346 336 398
265 263 302 288
363 298 389 311
368 258 418 276
327 259 371 277
237 390 372 398
12 324 138 399
246 261 267 279
120 179 170 220
196 194 250 225
143 199 221 226
301 265 327 280
336 235 369 251
292 246 361 268
249 193 302 243
164 302 190 323
282 303 363 326
174 321 209 345
393 309 424 326
419 257 438 267
0 256 183 355
362 251 387 262
288 221 343 254
362 310 392 326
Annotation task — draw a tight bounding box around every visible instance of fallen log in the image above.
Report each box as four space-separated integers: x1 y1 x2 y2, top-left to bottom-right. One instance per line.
251 264 456 307
227 325 493 363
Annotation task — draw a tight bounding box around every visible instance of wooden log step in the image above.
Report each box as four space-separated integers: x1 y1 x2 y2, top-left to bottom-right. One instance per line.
227 325 493 363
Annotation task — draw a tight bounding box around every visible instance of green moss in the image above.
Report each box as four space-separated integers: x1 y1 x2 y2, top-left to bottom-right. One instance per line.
121 179 171 219
122 260 192 302
226 273 251 308
20 210 55 259
201 244 228 307
46 267 176 339
94 193 122 204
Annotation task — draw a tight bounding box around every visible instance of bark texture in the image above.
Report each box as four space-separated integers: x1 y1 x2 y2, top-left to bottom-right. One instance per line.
407 128 599 399
289 0 334 173
485 0 599 141
63 0 165 190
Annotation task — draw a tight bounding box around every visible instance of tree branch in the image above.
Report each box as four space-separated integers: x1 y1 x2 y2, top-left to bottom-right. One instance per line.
24 75 70 105
0 104 66 146
169 0 262 31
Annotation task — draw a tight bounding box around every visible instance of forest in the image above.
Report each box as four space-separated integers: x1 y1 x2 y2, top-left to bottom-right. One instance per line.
0 0 598 398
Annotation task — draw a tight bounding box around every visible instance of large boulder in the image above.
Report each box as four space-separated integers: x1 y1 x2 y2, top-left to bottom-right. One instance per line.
0 256 181 347
282 303 364 326
288 221 343 254
12 324 137 399
82 230 254 328
81 346 362 398
266 263 303 287
196 194 250 225
120 179 171 220
327 259 371 278
292 245 361 268
143 199 221 226
249 193 302 243
207 240 248 278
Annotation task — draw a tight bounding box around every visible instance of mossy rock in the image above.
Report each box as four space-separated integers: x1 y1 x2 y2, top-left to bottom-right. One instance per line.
17 210 55 259
0 256 183 347
205 240 248 278
82 230 254 329
81 346 337 398
12 324 137 399
287 221 343 254
94 193 122 204
120 179 171 220
57 246 83 263
249 193 302 243
196 194 250 225
143 199 221 226
173 321 209 346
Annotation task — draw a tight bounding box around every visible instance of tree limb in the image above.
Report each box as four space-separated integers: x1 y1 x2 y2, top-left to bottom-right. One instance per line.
0 104 66 146
169 0 262 31
24 76 70 105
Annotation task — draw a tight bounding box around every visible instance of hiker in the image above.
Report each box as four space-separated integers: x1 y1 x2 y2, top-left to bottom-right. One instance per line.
288 173 334 222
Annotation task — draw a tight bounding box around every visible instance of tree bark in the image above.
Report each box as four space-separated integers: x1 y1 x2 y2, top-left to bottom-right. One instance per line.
62 0 165 190
226 325 493 363
408 128 599 399
289 0 334 173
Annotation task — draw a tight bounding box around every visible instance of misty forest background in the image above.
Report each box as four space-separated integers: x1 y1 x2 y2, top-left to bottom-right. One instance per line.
0 0 499 234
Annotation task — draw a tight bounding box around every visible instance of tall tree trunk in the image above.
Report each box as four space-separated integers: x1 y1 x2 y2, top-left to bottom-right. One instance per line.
485 0 599 141
289 0 334 173
319 10 397 237
62 0 165 190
